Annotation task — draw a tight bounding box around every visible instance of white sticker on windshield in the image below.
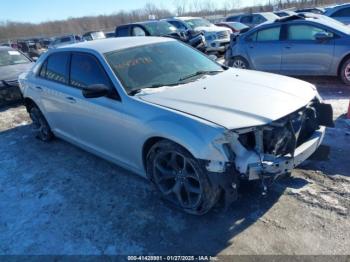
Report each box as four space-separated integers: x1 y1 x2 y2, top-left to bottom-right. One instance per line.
8 51 20 55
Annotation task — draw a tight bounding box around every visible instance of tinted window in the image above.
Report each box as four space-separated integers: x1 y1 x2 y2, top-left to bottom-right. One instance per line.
252 15 266 24
45 52 69 84
288 24 326 40
116 26 130 37
241 15 252 24
257 27 280 41
226 16 239 22
70 53 111 89
331 7 350 17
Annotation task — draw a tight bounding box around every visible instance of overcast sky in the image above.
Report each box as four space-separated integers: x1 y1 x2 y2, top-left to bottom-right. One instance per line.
1 0 268 23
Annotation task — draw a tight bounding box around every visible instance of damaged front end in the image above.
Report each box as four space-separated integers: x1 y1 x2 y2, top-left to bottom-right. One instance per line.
206 98 333 205
233 99 333 182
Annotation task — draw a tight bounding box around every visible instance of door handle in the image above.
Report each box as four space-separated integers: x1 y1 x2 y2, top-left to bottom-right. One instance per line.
65 97 77 103
34 86 43 91
285 46 291 49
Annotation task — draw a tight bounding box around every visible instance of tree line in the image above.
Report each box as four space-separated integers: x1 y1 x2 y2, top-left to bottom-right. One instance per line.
0 0 347 41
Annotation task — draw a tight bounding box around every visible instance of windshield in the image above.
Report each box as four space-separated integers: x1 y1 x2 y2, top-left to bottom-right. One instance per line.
185 18 212 29
0 49 31 66
142 21 178 35
105 41 223 94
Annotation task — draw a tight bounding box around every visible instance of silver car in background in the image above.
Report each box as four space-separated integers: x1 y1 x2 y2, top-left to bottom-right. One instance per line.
19 37 333 215
226 15 350 85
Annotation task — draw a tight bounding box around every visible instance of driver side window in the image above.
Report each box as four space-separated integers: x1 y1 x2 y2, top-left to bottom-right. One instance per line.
132 26 146 36
70 53 111 89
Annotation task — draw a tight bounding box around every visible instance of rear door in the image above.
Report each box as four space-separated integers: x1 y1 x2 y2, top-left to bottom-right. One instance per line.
245 25 282 73
281 22 335 75
35 52 80 138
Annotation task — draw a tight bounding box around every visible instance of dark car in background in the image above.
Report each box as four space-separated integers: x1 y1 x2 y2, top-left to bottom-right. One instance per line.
115 20 206 52
49 35 82 49
0 47 33 106
226 15 350 86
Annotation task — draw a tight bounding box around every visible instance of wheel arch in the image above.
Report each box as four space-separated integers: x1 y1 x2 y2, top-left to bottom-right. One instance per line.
337 52 350 76
142 136 196 175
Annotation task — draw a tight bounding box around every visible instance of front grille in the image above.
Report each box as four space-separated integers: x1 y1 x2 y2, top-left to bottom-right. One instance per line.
217 31 229 39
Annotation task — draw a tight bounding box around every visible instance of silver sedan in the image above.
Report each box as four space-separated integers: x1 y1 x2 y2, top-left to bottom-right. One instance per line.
19 37 333 215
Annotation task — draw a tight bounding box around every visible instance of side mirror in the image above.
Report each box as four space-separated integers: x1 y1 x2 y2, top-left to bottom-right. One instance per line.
82 84 110 99
315 32 332 42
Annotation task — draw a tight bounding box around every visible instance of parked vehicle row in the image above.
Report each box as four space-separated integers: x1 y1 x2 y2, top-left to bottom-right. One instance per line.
115 20 206 52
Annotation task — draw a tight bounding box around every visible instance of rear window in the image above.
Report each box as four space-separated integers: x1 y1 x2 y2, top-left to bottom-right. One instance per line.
44 52 69 84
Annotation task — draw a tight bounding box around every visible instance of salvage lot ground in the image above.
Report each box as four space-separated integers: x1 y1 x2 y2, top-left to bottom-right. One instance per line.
0 76 349 255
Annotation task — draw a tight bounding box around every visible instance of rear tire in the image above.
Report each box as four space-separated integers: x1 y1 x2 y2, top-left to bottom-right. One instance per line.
29 106 54 142
229 56 249 69
340 57 350 85
146 140 219 215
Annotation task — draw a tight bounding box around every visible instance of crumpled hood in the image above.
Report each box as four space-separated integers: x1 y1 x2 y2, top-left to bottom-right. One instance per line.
0 63 34 81
138 69 317 129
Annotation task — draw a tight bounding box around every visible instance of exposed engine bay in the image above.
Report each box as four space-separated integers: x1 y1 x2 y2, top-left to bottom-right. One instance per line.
231 99 333 182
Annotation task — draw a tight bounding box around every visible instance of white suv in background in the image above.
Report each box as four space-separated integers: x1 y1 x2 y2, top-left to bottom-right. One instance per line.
164 17 231 53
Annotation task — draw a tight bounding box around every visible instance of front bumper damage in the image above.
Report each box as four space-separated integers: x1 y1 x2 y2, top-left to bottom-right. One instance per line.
205 99 333 206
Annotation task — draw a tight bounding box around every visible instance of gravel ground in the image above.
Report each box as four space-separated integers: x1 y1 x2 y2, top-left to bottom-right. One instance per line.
0 77 349 255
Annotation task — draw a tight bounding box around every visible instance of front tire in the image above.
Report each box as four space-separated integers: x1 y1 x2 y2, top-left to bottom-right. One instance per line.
29 106 54 142
340 57 350 85
146 140 219 215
